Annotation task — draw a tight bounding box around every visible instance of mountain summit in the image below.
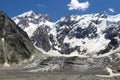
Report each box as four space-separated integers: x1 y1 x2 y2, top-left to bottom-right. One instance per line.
0 10 35 64
13 11 120 57
13 10 53 52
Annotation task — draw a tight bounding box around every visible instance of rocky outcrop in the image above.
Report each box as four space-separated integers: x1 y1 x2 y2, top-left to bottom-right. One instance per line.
0 10 35 64
31 25 51 51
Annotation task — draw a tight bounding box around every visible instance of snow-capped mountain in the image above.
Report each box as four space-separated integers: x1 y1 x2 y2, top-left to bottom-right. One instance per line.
13 10 54 51
12 10 52 37
12 11 120 56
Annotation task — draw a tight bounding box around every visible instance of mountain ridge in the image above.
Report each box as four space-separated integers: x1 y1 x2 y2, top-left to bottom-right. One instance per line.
12 10 120 57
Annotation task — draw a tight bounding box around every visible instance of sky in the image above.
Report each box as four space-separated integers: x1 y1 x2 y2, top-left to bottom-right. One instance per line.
0 0 120 21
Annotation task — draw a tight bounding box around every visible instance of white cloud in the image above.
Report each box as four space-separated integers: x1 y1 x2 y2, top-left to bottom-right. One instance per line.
67 0 90 11
37 4 46 9
108 8 115 13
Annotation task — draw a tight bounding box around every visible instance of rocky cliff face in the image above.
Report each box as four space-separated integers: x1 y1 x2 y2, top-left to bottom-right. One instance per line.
31 25 51 51
0 10 35 64
13 11 120 57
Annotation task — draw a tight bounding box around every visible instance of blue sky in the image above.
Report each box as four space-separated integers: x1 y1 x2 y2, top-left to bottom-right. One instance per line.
0 0 120 21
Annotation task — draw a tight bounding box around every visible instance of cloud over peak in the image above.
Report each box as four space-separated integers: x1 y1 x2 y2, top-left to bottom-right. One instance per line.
108 8 115 13
67 0 90 11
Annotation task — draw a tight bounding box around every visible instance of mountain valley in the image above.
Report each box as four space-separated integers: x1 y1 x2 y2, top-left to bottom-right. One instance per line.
0 10 120 80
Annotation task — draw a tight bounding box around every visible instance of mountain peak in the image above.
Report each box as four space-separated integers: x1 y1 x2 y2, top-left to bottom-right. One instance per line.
17 10 37 17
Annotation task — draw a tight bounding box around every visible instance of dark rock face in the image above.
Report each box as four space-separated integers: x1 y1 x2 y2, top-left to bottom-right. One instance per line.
98 38 119 55
68 25 98 39
97 25 120 55
0 10 35 63
104 26 120 39
31 25 51 51
57 27 71 44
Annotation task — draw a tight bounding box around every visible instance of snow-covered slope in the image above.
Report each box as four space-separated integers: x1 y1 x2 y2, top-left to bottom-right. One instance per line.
12 11 120 56
12 10 53 37
12 10 54 51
